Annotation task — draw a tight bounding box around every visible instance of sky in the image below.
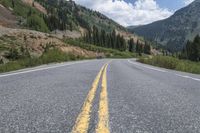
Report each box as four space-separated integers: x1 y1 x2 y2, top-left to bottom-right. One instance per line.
73 0 195 26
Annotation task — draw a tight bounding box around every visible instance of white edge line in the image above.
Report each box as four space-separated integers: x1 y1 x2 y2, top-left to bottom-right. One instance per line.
175 74 200 81
128 59 200 82
0 60 90 78
128 60 167 73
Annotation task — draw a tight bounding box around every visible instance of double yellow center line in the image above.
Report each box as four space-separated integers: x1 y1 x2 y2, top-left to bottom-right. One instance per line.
96 64 110 133
72 63 110 133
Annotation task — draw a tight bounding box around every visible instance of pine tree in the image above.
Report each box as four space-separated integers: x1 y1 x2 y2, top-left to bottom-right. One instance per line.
194 35 200 61
128 38 134 52
27 8 32 17
83 26 128 51
184 35 200 61
144 41 151 54
106 34 111 48
88 28 92 44
136 40 139 53
12 0 15 8
120 36 126 51
190 35 200 61
111 30 116 49
96 28 100 45
139 44 144 56
116 34 120 50
32 2 35 7
93 26 97 45
69 22 73 31
100 29 106 47
136 40 143 56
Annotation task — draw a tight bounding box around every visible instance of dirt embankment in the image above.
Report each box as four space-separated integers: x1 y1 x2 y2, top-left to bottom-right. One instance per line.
0 4 18 28
116 29 144 44
0 26 104 60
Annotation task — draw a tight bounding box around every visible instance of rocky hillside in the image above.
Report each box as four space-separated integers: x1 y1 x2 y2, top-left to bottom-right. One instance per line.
0 26 104 63
129 0 200 52
0 3 18 28
0 0 141 43
0 0 131 37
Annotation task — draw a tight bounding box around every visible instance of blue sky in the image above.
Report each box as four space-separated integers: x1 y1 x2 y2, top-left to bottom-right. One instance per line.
74 0 195 26
124 0 185 11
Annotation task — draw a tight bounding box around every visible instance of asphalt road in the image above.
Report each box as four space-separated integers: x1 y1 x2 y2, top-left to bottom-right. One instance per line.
0 59 200 133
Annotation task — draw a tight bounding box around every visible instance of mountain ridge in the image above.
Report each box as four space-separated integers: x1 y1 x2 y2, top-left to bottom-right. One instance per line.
129 0 200 52
0 0 141 41
0 0 125 33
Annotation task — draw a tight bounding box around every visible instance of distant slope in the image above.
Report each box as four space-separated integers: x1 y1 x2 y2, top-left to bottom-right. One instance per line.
0 0 125 33
127 25 142 29
34 0 131 37
0 0 141 43
130 0 200 52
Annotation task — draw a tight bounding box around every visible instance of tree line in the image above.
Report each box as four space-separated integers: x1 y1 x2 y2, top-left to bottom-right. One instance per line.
128 38 151 55
180 35 200 61
83 26 151 54
83 26 126 51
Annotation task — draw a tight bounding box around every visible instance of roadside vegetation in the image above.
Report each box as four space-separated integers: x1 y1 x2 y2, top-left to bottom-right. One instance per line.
0 31 138 73
66 39 136 58
138 35 200 74
138 56 200 74
0 49 85 73
0 38 137 73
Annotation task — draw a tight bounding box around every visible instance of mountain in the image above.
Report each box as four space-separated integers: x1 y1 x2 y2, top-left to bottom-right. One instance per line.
0 0 141 42
0 0 140 67
127 25 143 29
129 0 200 52
0 0 128 35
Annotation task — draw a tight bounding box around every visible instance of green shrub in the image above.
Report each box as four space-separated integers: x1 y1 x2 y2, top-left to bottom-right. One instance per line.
66 39 136 58
138 56 200 74
6 47 20 60
0 49 85 73
27 14 49 32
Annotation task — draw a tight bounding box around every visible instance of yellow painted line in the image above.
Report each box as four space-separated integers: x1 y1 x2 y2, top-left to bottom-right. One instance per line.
96 64 110 133
71 64 106 133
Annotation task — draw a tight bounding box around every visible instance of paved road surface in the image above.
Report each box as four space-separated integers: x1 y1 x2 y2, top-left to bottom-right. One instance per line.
0 59 200 133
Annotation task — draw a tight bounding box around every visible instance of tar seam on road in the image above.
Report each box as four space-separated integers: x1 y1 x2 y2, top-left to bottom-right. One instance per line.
96 64 110 133
0 60 91 78
128 59 200 82
71 64 106 133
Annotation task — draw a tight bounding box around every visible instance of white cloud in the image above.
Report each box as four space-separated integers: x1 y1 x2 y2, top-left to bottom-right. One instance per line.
184 0 195 5
74 0 173 26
